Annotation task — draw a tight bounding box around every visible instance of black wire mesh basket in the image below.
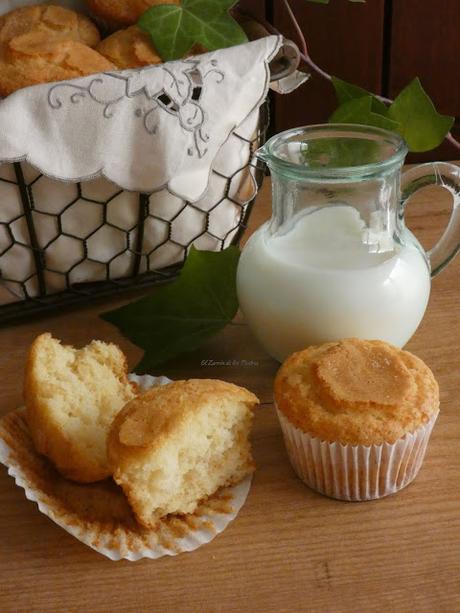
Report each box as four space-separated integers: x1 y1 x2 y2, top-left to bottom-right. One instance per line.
0 102 269 324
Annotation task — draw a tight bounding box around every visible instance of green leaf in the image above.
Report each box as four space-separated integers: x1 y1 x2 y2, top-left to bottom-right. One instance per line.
311 93 398 167
331 77 388 115
101 246 240 372
138 0 248 61
331 76 371 104
387 77 454 152
330 96 400 131
301 136 382 168
331 76 453 153
370 96 389 116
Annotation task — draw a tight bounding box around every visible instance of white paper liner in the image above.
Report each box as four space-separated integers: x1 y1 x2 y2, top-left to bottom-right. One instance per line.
276 406 438 501
0 374 252 561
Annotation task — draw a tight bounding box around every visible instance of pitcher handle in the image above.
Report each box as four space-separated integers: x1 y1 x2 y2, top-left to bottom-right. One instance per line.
400 162 460 277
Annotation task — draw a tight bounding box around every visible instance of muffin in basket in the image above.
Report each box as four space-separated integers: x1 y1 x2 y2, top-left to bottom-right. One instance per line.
96 25 162 68
274 338 440 501
85 0 179 28
0 4 101 48
0 4 114 97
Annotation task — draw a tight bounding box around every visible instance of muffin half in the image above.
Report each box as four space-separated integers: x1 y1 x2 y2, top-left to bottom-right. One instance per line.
108 379 259 527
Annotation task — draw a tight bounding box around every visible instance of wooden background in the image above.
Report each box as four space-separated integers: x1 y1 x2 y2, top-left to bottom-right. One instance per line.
244 0 460 161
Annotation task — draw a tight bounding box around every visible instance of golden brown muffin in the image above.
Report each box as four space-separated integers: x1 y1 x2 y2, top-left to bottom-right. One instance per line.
0 5 101 48
97 25 161 69
274 338 439 446
108 379 259 527
24 333 137 483
0 36 115 97
86 0 180 27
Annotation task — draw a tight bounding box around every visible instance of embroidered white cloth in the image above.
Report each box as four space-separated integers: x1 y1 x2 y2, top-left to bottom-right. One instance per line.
0 36 282 199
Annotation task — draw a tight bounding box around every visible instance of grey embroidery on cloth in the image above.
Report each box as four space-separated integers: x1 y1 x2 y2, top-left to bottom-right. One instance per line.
0 36 283 197
47 60 225 159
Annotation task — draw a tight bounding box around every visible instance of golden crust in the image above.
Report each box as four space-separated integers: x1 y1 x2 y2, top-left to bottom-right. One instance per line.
97 26 161 69
85 0 180 27
24 333 136 483
108 379 259 461
0 38 115 97
0 5 101 48
274 338 439 445
0 4 108 97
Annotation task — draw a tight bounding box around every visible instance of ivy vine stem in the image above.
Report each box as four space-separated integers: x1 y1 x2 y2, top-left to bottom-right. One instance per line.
278 0 460 153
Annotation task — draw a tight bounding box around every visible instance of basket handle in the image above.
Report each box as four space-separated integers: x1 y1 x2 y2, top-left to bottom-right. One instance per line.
269 39 301 82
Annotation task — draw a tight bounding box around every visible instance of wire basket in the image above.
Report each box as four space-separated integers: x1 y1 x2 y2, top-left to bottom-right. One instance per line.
0 101 269 324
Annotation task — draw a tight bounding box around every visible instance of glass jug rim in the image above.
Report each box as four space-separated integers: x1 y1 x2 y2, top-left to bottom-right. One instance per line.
258 123 408 180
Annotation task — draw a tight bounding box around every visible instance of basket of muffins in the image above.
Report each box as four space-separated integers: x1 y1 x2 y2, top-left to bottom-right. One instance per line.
0 1 304 322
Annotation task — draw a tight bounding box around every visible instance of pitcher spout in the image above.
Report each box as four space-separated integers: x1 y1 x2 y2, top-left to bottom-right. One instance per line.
254 144 270 164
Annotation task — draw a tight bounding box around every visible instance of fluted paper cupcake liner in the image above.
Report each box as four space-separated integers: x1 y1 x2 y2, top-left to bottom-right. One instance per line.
276 406 438 501
0 374 252 561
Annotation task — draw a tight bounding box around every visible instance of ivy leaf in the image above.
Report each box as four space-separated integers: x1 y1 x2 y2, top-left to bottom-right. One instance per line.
387 77 454 152
301 136 382 168
138 0 248 61
331 76 387 114
331 76 370 104
325 92 399 166
330 96 400 132
331 76 452 153
101 246 240 372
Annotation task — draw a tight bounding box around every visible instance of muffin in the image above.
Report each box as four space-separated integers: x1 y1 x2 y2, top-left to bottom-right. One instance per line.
108 379 259 527
85 0 180 28
0 37 115 97
274 338 440 501
24 333 137 483
97 26 162 69
0 5 101 48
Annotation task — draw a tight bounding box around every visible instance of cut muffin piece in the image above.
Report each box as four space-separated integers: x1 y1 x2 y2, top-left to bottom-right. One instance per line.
24 333 137 483
108 379 259 527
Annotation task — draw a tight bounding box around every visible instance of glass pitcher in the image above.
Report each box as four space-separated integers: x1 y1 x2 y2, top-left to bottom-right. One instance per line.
237 124 460 362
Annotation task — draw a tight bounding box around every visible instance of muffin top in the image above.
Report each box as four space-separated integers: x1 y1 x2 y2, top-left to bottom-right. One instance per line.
0 4 110 98
97 26 162 69
0 5 100 48
274 338 439 445
0 38 115 98
85 0 180 27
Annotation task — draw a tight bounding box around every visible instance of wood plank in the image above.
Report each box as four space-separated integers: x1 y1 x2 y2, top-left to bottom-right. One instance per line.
389 0 460 162
272 0 386 131
1 176 460 611
389 0 460 115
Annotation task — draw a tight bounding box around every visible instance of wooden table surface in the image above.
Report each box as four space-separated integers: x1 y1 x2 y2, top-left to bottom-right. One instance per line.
1 178 459 613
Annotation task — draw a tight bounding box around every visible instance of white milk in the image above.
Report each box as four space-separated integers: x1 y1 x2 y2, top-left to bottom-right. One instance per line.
237 205 431 361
